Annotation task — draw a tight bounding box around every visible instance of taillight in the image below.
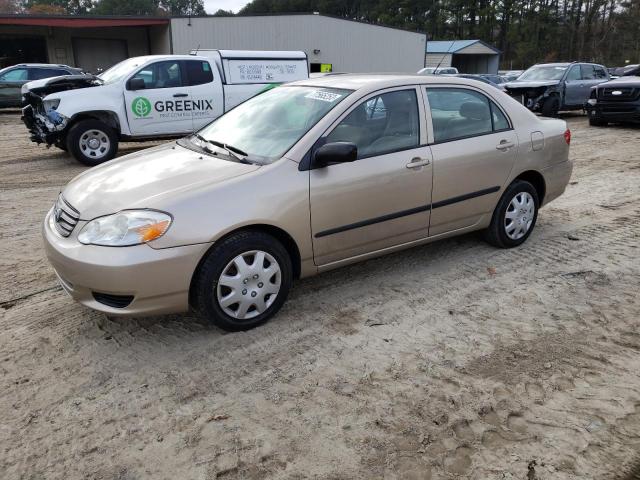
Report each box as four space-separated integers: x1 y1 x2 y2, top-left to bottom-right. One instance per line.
564 129 571 145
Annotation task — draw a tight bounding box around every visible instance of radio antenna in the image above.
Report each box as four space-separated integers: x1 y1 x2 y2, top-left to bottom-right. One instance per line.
433 40 456 75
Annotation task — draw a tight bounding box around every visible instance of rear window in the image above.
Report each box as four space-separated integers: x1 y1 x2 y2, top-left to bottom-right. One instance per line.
186 60 213 86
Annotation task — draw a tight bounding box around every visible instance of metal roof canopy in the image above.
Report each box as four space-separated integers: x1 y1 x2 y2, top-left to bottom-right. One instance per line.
426 39 500 54
0 14 169 28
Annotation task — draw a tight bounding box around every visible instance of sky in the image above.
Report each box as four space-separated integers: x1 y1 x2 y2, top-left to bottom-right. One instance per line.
204 0 250 13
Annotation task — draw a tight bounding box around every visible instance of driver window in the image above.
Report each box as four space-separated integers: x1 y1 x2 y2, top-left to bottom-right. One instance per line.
325 89 419 159
131 61 184 89
566 66 581 81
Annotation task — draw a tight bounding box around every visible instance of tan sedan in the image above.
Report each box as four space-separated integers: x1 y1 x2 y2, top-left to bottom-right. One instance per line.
43 75 573 330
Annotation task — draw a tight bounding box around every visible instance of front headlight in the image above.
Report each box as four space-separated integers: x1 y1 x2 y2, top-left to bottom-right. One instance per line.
43 98 60 112
587 98 597 106
78 210 172 246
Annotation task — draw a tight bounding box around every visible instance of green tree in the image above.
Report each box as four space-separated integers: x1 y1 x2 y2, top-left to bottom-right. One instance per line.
160 0 205 15
92 0 160 15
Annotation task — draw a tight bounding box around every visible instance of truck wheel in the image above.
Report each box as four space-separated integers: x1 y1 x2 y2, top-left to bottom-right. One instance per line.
541 97 560 117
589 117 608 127
66 119 118 166
484 180 539 249
191 230 293 332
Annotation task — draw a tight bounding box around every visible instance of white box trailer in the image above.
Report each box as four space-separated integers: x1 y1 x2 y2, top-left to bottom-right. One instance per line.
189 50 309 109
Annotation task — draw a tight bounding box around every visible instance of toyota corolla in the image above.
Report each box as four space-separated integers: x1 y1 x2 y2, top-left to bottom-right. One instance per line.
43 75 573 331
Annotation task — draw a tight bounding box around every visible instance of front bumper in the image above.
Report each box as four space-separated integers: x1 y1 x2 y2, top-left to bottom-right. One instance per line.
586 102 640 123
43 208 211 316
21 104 67 145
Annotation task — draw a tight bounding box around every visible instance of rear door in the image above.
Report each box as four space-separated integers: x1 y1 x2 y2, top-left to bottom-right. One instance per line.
124 60 193 136
424 87 518 236
184 59 224 131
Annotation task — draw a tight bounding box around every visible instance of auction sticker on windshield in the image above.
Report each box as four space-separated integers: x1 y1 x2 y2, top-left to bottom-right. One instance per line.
305 91 343 103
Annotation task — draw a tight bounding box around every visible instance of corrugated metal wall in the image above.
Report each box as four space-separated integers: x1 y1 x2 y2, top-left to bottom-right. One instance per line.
170 15 426 73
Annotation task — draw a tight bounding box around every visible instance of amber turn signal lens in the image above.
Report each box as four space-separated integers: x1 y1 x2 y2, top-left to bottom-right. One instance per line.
135 220 171 243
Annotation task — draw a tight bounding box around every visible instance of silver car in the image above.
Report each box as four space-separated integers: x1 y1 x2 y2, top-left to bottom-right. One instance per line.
43 75 573 330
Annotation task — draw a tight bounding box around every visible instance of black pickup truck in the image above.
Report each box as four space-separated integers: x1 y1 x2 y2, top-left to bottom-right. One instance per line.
586 76 640 126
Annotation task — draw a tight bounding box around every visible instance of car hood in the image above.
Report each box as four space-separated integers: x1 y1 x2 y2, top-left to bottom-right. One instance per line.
22 74 100 96
504 80 560 89
592 76 640 89
62 143 260 220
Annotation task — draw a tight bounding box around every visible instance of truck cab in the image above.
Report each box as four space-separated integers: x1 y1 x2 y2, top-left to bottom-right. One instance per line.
21 51 309 166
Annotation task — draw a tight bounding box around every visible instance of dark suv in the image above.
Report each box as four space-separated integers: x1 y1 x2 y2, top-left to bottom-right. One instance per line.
586 76 640 126
505 62 609 116
0 64 82 108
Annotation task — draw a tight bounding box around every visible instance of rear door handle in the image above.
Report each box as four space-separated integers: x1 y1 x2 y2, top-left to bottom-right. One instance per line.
173 93 189 98
496 140 515 151
406 157 431 169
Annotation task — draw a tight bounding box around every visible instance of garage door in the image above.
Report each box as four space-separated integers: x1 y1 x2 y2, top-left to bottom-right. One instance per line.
72 38 128 74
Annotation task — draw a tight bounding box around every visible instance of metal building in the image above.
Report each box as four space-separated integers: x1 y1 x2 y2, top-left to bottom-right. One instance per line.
425 40 500 74
171 14 425 73
0 14 426 74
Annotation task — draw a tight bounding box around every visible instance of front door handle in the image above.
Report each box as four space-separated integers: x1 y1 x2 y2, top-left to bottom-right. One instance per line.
173 93 189 98
496 140 515 151
406 157 431 169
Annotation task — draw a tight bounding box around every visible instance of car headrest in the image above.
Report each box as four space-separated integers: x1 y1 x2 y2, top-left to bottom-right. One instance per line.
459 102 489 121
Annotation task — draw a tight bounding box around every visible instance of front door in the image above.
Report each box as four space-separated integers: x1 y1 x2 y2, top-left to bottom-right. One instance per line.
424 87 518 236
124 60 193 136
310 87 433 266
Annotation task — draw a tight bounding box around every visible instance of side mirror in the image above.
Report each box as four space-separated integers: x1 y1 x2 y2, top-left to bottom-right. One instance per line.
312 142 357 169
128 77 146 90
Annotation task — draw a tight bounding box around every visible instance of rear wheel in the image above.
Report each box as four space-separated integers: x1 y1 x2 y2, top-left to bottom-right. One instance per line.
484 180 539 248
191 231 293 331
66 119 118 166
541 97 560 117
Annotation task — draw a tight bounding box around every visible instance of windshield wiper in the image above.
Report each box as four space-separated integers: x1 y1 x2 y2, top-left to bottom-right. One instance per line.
193 134 249 162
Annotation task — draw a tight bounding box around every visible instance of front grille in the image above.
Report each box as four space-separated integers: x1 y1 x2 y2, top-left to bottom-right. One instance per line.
53 194 80 237
92 292 134 309
598 87 640 102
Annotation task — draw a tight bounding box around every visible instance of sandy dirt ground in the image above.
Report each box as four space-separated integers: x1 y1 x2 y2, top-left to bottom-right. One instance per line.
0 110 639 480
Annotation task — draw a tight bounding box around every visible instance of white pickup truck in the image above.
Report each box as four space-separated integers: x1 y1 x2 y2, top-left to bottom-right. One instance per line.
21 50 309 165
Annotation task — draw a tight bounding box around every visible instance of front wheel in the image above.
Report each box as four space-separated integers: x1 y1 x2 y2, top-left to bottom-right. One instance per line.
191 231 293 331
66 119 118 166
484 180 539 248
541 97 560 117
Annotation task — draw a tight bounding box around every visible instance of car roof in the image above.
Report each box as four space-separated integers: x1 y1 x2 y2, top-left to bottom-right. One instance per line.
291 73 497 93
13 63 76 68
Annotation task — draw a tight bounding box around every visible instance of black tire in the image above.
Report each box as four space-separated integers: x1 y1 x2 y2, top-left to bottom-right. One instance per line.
66 119 118 166
484 180 539 249
541 97 560 117
589 116 608 127
191 230 293 331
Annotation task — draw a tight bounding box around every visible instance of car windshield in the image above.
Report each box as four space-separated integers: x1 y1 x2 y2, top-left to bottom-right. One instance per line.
99 58 146 84
196 86 352 163
519 66 567 81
